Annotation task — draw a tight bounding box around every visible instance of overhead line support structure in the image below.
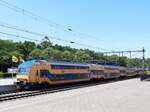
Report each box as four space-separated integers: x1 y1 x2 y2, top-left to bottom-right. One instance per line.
101 48 146 68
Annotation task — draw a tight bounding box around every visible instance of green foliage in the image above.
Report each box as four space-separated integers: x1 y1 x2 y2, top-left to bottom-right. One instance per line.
29 48 43 59
40 36 52 49
15 41 36 59
0 38 147 74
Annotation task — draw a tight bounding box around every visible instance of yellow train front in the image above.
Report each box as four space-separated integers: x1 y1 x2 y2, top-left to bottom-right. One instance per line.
16 60 90 89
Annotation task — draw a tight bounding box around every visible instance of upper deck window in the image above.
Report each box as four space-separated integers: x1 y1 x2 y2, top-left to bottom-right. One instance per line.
51 64 89 70
104 67 119 70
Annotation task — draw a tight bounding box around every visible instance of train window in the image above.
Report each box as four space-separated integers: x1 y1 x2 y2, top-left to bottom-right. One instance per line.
18 67 30 75
51 64 89 70
40 70 49 78
106 68 117 70
91 70 104 75
18 68 26 73
98 70 104 74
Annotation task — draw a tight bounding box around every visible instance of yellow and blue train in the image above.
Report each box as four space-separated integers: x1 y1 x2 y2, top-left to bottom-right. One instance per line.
15 60 144 89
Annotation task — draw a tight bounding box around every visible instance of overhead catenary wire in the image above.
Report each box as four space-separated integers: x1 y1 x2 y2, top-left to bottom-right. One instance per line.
0 22 71 43
0 30 107 51
0 21 110 51
1 0 140 53
0 0 112 51
0 0 106 47
0 22 144 59
0 0 74 32
0 31 42 42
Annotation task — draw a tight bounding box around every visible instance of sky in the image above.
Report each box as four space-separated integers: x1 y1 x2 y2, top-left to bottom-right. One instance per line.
0 0 150 58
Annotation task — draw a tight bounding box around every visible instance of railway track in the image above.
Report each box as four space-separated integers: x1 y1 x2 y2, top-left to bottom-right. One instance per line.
0 77 138 102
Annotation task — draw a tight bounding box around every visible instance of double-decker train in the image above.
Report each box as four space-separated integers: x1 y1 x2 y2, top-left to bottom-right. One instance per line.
15 60 144 89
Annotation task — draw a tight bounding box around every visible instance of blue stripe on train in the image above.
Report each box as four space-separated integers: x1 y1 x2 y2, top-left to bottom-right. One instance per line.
40 70 90 80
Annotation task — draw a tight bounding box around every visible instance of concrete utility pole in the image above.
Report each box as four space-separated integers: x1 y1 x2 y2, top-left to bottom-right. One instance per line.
142 48 146 70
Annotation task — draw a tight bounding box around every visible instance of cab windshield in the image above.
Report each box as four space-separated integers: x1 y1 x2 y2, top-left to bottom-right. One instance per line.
18 67 30 75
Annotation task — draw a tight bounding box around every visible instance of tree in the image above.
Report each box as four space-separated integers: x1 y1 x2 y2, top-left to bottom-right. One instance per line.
118 57 127 66
40 36 52 49
62 50 72 61
42 47 55 60
74 50 91 62
29 48 45 59
52 49 63 61
146 58 150 67
15 41 36 59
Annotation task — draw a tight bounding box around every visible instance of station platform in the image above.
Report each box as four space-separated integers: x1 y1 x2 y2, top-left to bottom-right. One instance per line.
1 78 150 112
0 78 16 86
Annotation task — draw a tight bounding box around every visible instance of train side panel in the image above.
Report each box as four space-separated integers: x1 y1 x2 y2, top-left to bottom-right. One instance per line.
37 63 91 85
89 65 104 79
103 66 121 79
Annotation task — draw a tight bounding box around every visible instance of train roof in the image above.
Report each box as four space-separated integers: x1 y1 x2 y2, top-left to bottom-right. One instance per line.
100 65 139 70
49 62 89 66
19 60 89 67
88 64 104 67
101 65 126 69
19 60 143 70
19 60 48 67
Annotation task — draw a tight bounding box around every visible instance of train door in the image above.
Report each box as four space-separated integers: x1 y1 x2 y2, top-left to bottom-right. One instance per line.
35 64 41 84
36 69 39 82
36 63 49 84
98 70 104 79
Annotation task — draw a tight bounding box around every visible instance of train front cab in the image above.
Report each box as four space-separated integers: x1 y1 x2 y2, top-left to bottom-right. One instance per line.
16 60 48 89
16 67 30 89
